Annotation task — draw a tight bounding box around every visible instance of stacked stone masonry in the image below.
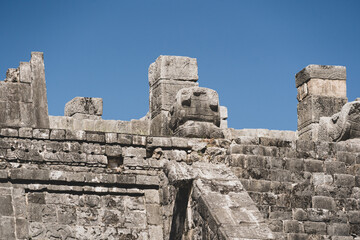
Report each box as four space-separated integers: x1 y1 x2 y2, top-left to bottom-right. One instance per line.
0 52 359 239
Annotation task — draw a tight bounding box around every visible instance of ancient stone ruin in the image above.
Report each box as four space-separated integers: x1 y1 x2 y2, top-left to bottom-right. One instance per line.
0 52 359 239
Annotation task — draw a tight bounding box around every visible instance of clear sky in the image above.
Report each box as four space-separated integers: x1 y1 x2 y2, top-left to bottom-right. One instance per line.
0 1 359 131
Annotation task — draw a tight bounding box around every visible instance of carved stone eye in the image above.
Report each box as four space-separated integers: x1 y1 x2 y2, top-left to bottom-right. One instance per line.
181 99 191 107
210 104 218 112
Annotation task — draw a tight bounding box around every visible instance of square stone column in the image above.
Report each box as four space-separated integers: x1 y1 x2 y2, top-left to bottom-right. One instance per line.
0 52 49 129
149 55 198 136
296 65 347 140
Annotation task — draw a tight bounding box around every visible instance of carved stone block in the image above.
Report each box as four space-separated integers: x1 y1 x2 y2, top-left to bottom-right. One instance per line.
65 97 103 117
170 87 223 138
319 100 360 141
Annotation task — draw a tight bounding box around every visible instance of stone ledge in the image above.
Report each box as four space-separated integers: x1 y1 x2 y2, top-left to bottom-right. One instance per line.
295 65 346 88
5 168 160 188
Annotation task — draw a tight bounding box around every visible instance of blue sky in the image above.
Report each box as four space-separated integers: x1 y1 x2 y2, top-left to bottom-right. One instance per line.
0 1 359 131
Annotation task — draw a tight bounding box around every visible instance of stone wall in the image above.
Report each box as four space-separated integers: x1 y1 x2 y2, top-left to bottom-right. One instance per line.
0 124 360 239
0 52 359 240
227 136 360 239
0 128 164 239
0 52 49 129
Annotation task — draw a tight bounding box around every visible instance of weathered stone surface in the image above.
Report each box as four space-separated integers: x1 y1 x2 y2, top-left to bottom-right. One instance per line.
65 97 103 117
173 121 224 138
19 127 33 138
148 55 198 86
169 87 224 138
296 64 348 141
319 100 360 141
148 56 199 136
220 105 228 129
297 95 347 130
297 79 346 101
1 53 360 240
164 161 195 186
19 61 31 83
170 87 220 128
312 196 336 210
5 68 19 82
295 64 346 88
33 128 50 139
0 195 13 216
30 52 49 128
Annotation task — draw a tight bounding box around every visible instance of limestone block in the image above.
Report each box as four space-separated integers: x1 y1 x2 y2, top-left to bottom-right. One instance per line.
65 129 86 141
298 123 319 141
65 97 103 117
333 174 355 187
33 128 50 139
105 132 117 143
0 128 18 137
296 64 346 88
327 223 349 236
297 95 347 130
19 62 31 83
130 119 149 135
19 102 35 127
220 106 228 119
86 132 105 143
136 175 160 186
306 79 346 98
147 136 172 148
148 55 198 86
0 195 13 216
283 220 303 233
105 145 122 157
30 52 49 128
72 113 102 120
312 196 336 210
117 133 132 145
145 190 160 204
150 79 197 115
348 211 360 223
132 135 147 146
0 82 32 102
16 218 29 239
173 121 224 138
50 129 65 140
146 204 161 225
292 208 308 221
164 161 195 186
0 217 15 239
220 119 228 129
150 111 171 136
220 106 228 129
149 225 163 240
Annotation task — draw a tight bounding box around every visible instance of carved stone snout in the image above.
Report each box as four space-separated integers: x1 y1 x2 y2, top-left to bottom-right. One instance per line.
318 99 360 142
169 87 224 138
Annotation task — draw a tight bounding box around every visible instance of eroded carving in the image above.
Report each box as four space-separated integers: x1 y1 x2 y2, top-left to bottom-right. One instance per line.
318 99 360 141
169 87 224 138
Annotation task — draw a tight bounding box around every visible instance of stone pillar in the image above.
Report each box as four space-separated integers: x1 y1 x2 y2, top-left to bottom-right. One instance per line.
296 65 347 141
149 55 198 136
0 52 50 129
30 52 49 128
